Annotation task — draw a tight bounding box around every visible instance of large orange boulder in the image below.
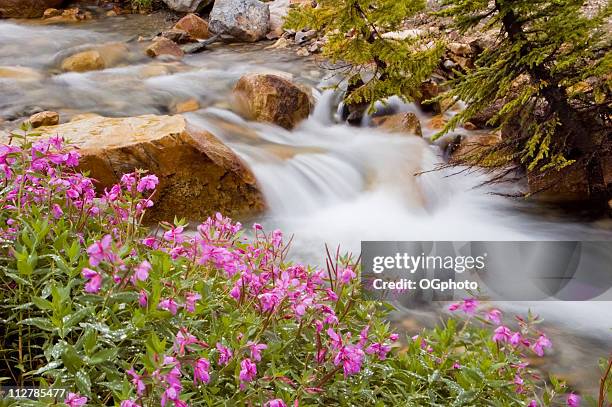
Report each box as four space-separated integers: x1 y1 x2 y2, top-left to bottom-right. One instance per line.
232 74 313 130
33 114 265 222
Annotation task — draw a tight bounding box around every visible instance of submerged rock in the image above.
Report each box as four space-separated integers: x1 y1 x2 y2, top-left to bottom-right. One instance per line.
34 114 265 221
0 0 65 18
173 13 209 39
209 0 270 42
28 111 59 128
449 132 503 166
233 73 313 129
162 0 212 13
61 50 105 72
0 66 43 81
146 38 184 59
372 113 422 137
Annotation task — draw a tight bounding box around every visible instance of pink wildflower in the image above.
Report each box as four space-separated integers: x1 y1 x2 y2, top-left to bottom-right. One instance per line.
485 309 502 325
86 234 113 266
239 358 257 387
492 326 512 343
184 292 201 313
532 334 552 357
158 298 178 315
137 174 159 193
365 342 391 360
216 343 232 365
120 401 141 407
64 393 87 407
339 267 356 284
127 368 146 396
266 400 287 407
333 345 364 377
138 290 148 307
51 203 63 219
247 341 267 362
132 260 151 283
566 393 580 407
82 268 102 293
193 358 211 384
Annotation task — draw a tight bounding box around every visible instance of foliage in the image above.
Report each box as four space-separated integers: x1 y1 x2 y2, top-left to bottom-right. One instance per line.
0 130 567 406
434 0 611 181
284 0 444 117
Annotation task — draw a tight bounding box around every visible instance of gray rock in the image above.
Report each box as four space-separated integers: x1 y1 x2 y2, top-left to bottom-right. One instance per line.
209 0 270 42
162 0 212 13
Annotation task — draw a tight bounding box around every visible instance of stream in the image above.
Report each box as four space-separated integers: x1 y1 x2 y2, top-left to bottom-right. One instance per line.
1 10 610 396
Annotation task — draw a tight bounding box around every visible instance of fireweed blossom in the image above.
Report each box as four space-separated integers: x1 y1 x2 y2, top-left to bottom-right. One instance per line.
184 292 201 313
448 298 479 314
566 393 580 407
193 358 211 384
64 393 87 407
216 343 233 365
532 334 552 357
492 326 512 343
265 399 287 407
239 358 257 389
158 298 179 315
86 234 114 266
485 309 503 325
333 344 365 377
120 401 141 407
81 268 102 293
247 341 267 362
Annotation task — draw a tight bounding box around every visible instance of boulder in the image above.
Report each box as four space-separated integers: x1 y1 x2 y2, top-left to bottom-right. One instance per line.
209 0 270 42
61 50 105 72
32 115 265 221
146 38 184 59
162 0 212 13
0 66 43 81
268 0 289 38
28 111 59 128
449 132 505 167
161 29 192 44
173 13 209 39
0 0 65 18
416 80 441 113
233 73 313 129
42 8 61 18
527 165 590 203
173 98 201 113
372 113 422 137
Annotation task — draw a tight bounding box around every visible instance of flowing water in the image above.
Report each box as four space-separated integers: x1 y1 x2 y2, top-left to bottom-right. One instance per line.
1 11 610 395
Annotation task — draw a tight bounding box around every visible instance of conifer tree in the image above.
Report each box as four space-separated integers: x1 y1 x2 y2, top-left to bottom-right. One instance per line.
436 0 611 201
284 0 444 122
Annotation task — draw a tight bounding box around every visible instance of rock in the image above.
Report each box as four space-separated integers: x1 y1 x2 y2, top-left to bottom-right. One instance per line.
44 7 92 23
528 165 591 203
209 0 270 42
265 37 291 49
447 42 472 57
296 47 309 57
173 13 209 39
28 111 59 128
428 115 447 130
416 80 440 113
161 29 192 44
0 66 43 81
463 122 477 131
61 50 105 72
372 113 422 137
450 132 503 165
42 8 61 18
162 0 212 13
233 73 313 129
0 0 65 18
268 0 289 38
294 29 316 44
146 38 184 59
106 10 117 17
381 29 425 40
32 114 265 221
173 98 200 113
